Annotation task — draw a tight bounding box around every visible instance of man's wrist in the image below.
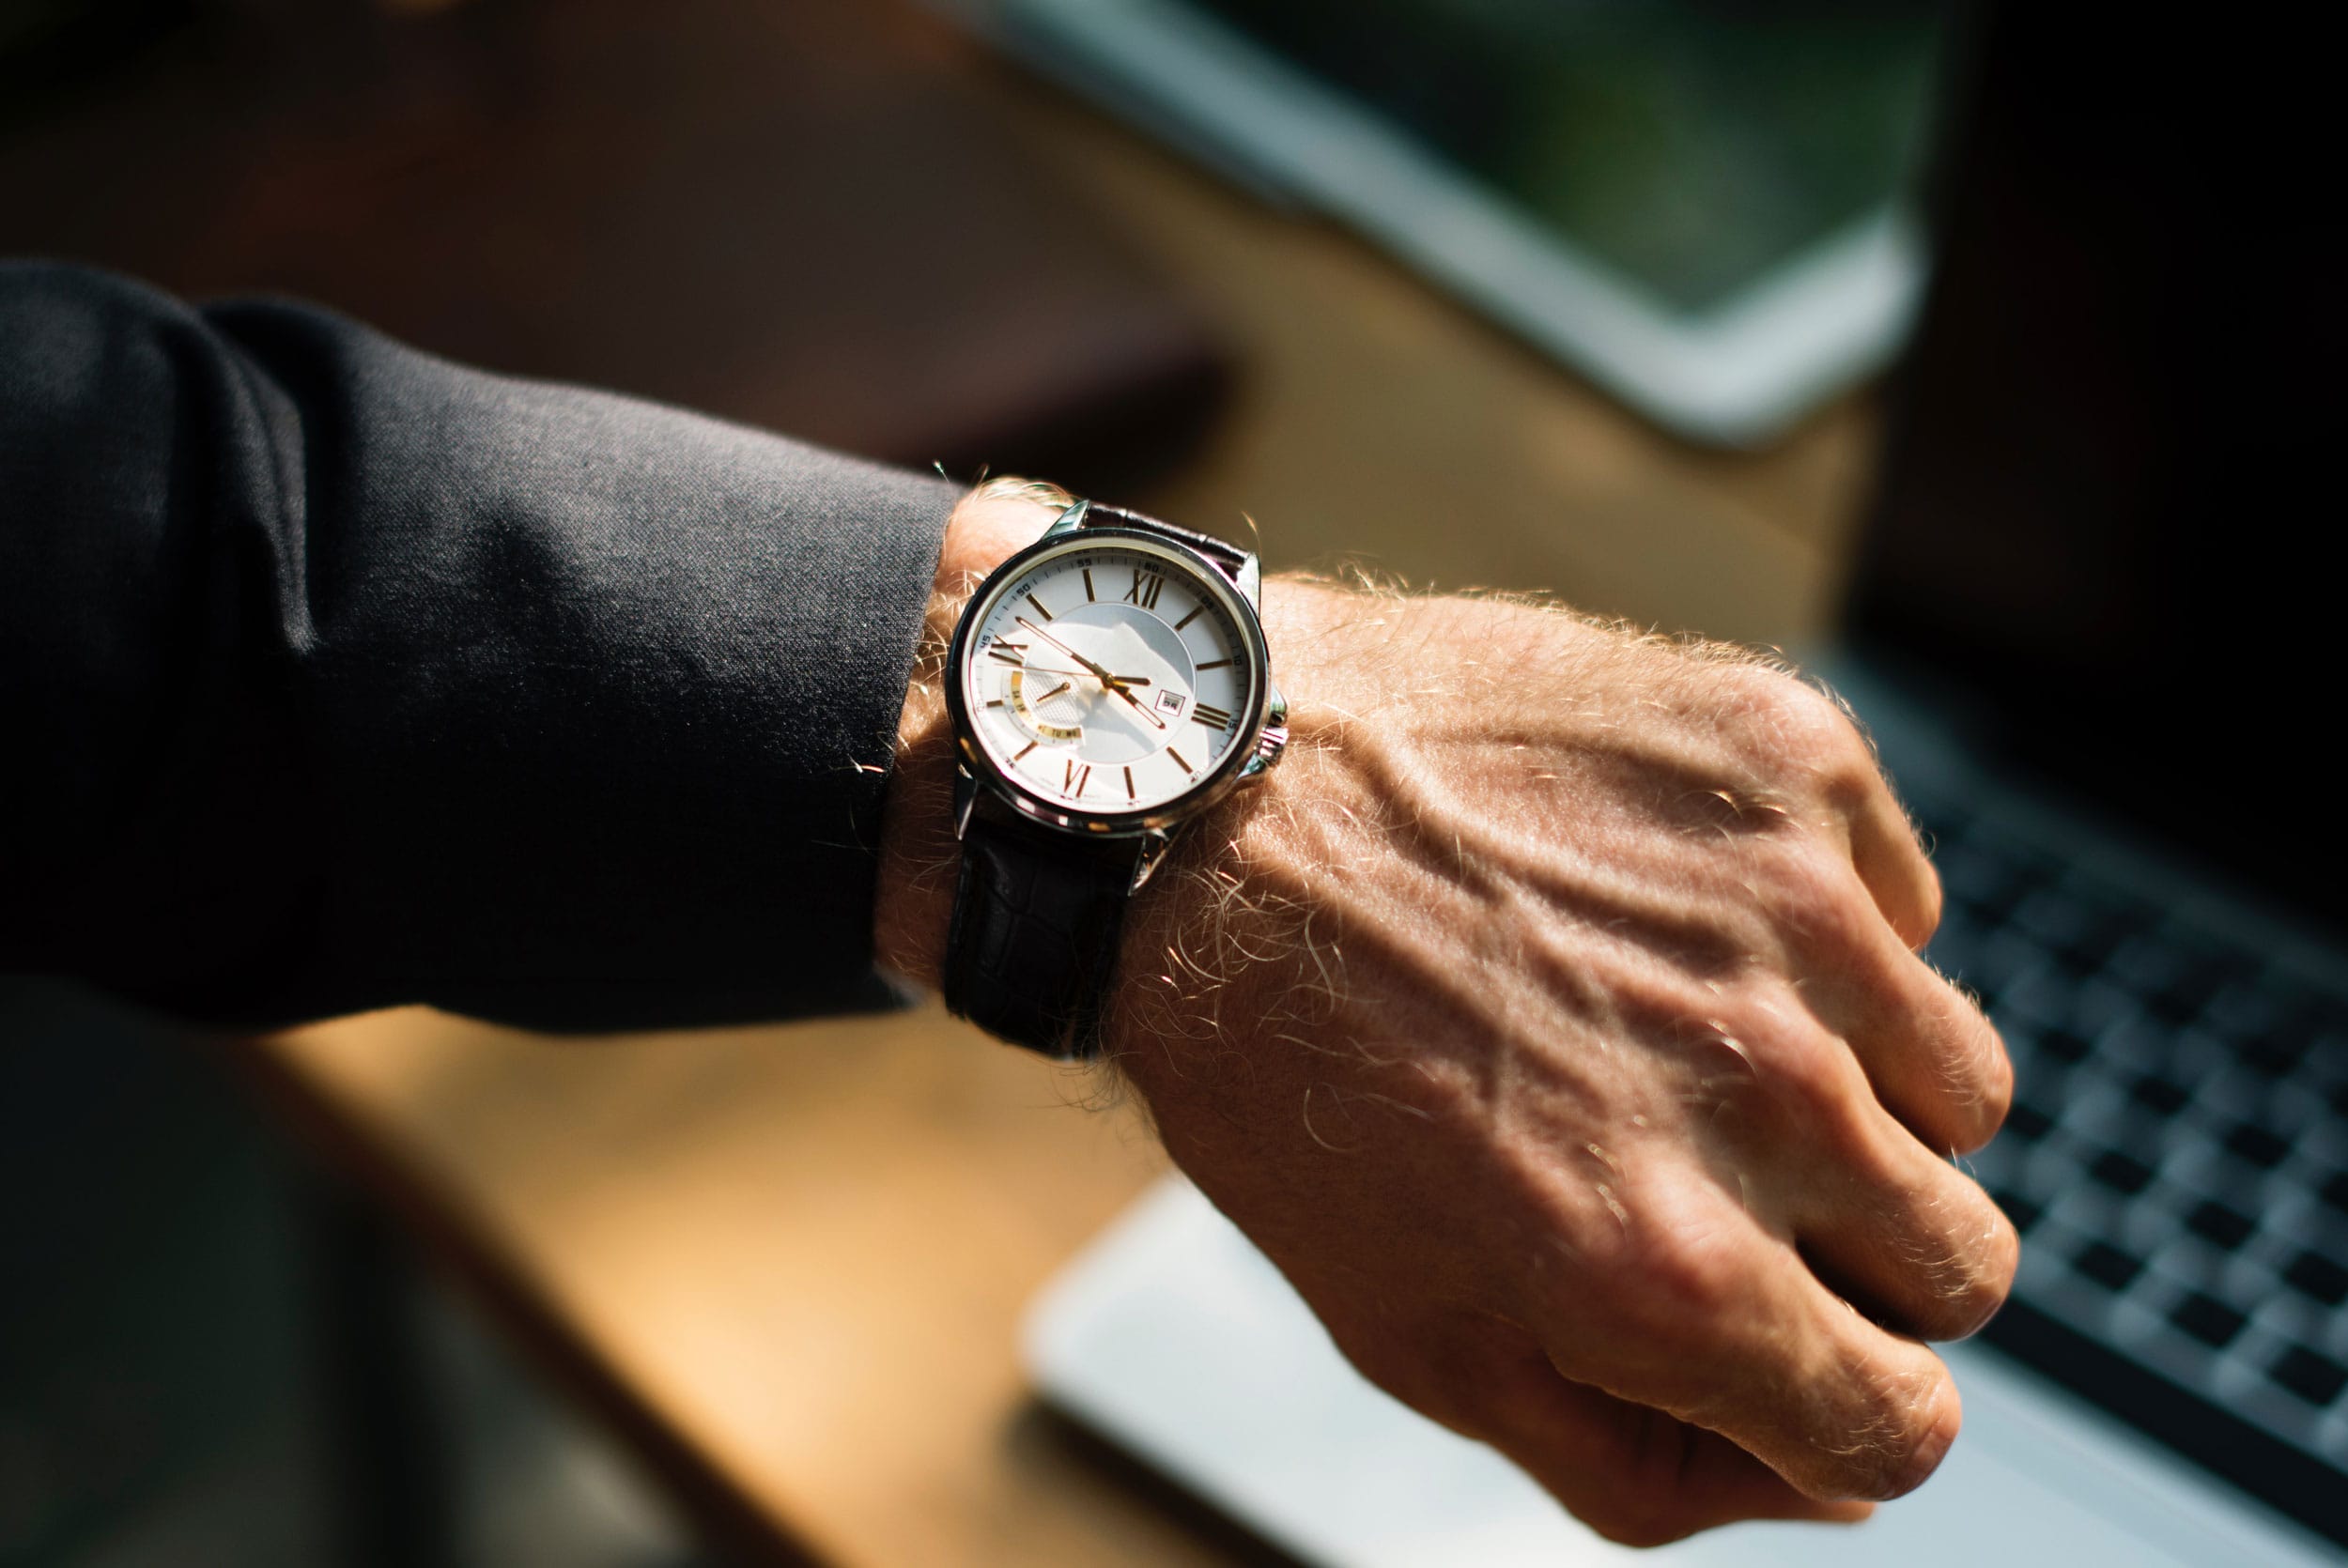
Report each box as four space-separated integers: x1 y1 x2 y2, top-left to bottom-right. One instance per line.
872 487 1342 1066
873 481 1065 988
1104 576 1355 1096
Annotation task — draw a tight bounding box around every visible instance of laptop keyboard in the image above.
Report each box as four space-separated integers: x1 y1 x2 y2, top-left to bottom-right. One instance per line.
1916 787 2348 1545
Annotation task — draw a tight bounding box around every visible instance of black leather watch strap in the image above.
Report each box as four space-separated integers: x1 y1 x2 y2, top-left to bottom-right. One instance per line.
942 810 1146 1060
1078 501 1248 579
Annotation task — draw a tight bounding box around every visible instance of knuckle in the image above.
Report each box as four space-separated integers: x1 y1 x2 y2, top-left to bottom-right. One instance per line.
1911 854 1948 942
1758 832 1846 907
1797 1355 1960 1501
1751 838 1875 955
1729 669 1874 783
1906 1233 2019 1343
1569 1253 1651 1337
1756 1019 1840 1095
1801 704 1880 792
1965 1018 2018 1142
1860 1368 1963 1500
1923 988 2015 1153
1951 1205 2024 1333
1842 1173 2019 1342
1746 1017 1873 1141
1609 1210 1751 1336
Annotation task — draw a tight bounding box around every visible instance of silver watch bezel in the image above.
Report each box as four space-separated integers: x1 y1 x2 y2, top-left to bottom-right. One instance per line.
944 522 1274 840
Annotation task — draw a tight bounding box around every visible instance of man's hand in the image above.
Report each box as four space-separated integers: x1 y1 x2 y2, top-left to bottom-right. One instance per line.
878 490 2016 1547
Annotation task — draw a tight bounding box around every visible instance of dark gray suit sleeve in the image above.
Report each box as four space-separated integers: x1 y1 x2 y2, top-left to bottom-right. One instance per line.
0 261 957 1029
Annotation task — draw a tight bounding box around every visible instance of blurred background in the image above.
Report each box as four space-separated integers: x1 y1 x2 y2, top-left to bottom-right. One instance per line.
18 2 2322 1566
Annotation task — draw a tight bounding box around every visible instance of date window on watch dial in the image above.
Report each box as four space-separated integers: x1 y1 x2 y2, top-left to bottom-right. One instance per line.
1155 687 1185 716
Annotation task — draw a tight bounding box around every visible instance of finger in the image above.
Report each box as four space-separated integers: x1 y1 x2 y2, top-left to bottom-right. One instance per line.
1846 773 1942 950
1789 1088 2021 1342
1490 1340 1875 1545
1541 1183 1965 1503
1808 900 2015 1155
1353 1314 1873 1547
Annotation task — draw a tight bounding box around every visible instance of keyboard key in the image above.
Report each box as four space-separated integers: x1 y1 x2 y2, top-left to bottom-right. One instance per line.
2011 887 2110 954
2004 1100 2057 1142
2076 1240 2146 1291
1990 1189 2045 1233
2062 913 2145 976
2090 1150 2156 1194
2186 1200 2257 1250
2269 1345 2348 1407
2142 945 2250 1026
2016 892 2146 977
2036 1025 2095 1066
1935 868 2008 921
2322 1169 2348 1216
1939 846 2047 923
2145 983 2218 1028
2226 1122 2292 1169
2239 1010 2318 1077
1962 937 2044 1014
1902 804 2348 1537
2284 1251 2348 1307
2170 1291 2248 1349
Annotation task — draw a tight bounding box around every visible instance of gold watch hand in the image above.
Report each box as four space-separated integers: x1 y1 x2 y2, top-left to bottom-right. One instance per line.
1016 617 1111 679
1104 677 1166 730
1015 618 1166 728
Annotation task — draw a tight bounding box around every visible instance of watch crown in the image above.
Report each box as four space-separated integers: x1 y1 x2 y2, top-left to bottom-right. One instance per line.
1243 688 1290 778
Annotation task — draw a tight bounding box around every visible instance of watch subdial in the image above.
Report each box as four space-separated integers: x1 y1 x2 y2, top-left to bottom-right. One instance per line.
1006 669 1086 745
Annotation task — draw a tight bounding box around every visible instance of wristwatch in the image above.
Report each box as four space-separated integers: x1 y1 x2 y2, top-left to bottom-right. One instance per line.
940 499 1288 1059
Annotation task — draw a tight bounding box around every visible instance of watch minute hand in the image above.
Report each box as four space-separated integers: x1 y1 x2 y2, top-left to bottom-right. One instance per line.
1015 617 1166 727
1015 617 1108 676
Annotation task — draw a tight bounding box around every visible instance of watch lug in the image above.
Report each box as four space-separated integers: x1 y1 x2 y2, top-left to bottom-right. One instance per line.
952 763 980 838
1235 551 1262 607
1128 829 1173 893
1046 498 1089 537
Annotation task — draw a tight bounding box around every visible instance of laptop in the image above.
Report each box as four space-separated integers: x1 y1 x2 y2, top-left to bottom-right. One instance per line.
1022 8 2348 1564
950 0 1948 448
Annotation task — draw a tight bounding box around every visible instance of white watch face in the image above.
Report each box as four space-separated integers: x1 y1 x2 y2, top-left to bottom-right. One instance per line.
958 535 1259 819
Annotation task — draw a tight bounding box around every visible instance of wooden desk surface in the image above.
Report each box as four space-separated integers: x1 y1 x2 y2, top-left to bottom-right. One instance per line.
242 53 1879 1568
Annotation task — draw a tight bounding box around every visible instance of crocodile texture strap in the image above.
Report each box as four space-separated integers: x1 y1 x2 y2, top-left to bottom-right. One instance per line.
942 812 1146 1060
